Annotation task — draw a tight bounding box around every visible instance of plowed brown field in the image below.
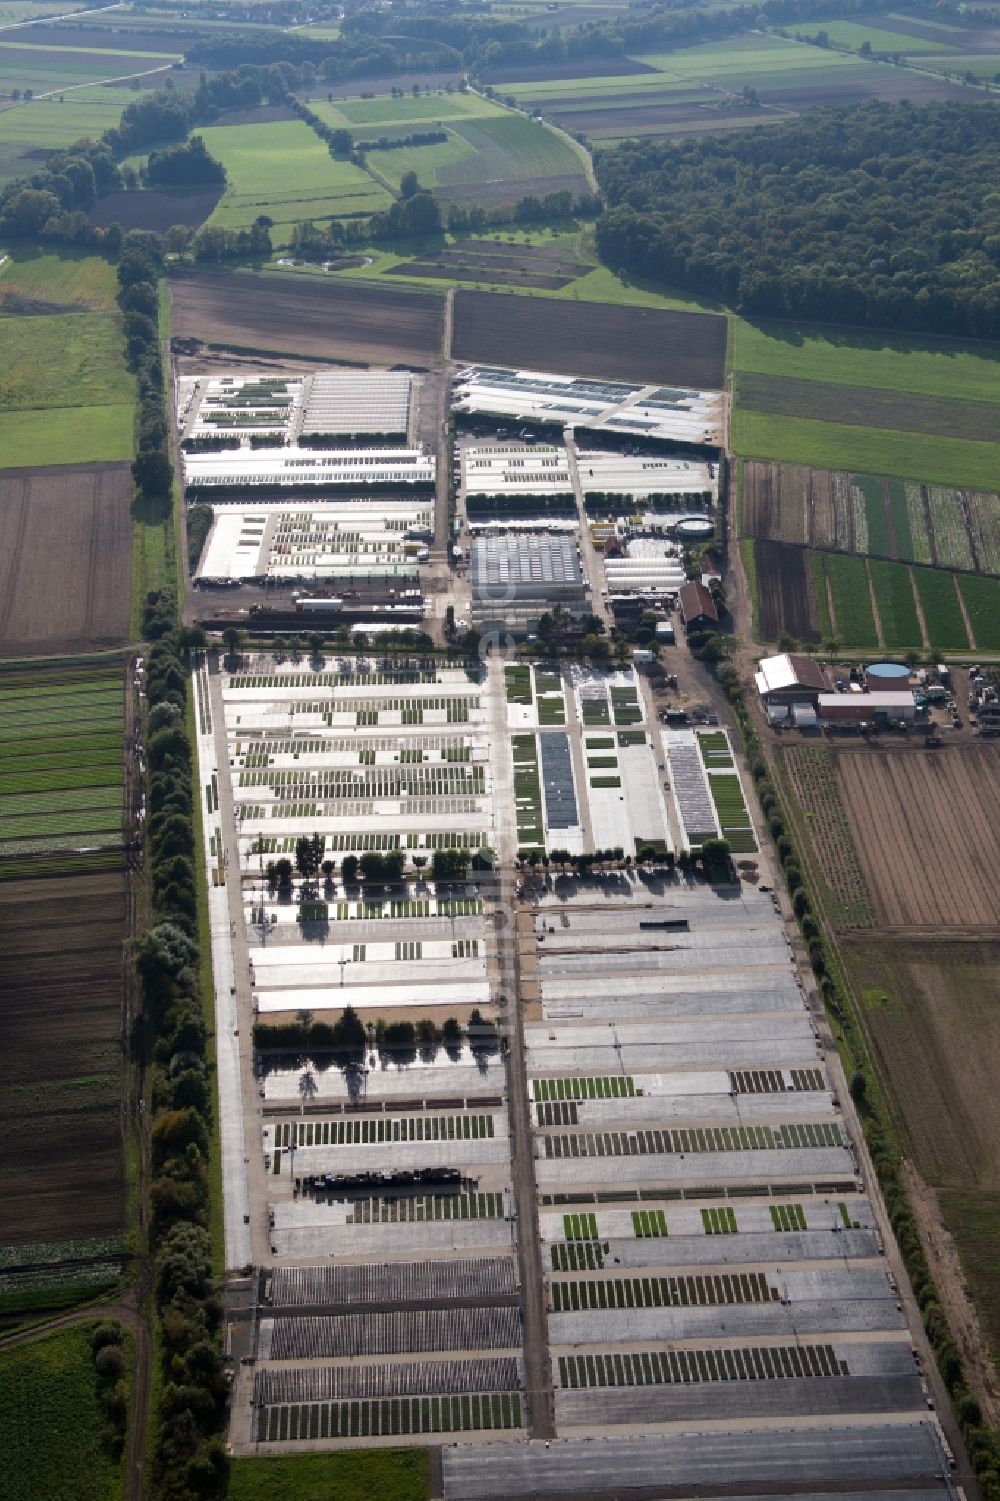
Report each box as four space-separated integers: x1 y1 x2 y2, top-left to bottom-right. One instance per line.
834 746 1000 929
0 868 126 1244
169 269 445 366
754 538 819 642
0 462 132 655
452 290 727 388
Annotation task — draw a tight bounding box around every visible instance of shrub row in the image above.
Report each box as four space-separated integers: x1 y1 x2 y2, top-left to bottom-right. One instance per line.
253 1005 499 1056
187 505 214 573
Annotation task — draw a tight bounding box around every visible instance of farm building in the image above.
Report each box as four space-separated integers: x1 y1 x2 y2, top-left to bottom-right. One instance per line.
677 580 719 631
462 445 572 499
818 690 916 723
300 371 411 440
452 367 724 448
472 535 586 636
177 370 413 447
182 446 435 498
196 501 432 582
754 653 833 709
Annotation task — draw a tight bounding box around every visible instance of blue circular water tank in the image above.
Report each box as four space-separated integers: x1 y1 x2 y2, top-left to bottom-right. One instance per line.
866 662 910 682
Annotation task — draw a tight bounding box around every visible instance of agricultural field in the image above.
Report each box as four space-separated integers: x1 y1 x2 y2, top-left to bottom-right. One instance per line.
822 553 878 650
958 573 1000 651
198 119 392 244
780 745 875 930
90 184 225 233
313 91 589 204
394 236 592 291
0 86 152 184
842 934 1000 1375
168 268 445 365
742 461 1000 579
911 566 970 652
0 661 124 854
810 18 957 52
834 746 1000 929
0 662 128 1295
732 319 1000 490
735 373 997 445
452 290 726 387
0 462 132 655
0 862 128 1255
867 560 922 651
0 272 134 466
0 37 176 99
0 1323 127 1501
500 30 968 141
752 539 820 643
0 245 117 312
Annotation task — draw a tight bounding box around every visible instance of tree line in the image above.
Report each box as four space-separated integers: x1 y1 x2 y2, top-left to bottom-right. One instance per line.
595 100 1000 339
132 627 230 1501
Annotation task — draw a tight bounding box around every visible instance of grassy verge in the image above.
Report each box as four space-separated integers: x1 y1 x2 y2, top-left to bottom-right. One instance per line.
129 284 178 637
228 1448 430 1501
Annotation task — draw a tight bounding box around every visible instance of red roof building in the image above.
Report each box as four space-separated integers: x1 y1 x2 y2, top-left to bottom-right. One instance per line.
677 580 719 631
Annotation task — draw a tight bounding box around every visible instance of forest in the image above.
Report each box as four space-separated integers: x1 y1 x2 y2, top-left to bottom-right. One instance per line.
595 101 1000 338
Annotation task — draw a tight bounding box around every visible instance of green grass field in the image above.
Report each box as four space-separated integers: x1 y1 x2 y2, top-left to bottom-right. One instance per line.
824 551 878 648
640 32 873 79
0 41 173 100
732 409 1000 492
228 1449 429 1501
868 559 922 649
364 132 476 190
0 246 118 310
199 118 392 242
0 86 153 184
0 1323 126 1501
0 297 133 466
958 573 1000 651
732 319 1000 405
322 91 496 127
811 18 954 51
316 92 585 196
912 566 970 651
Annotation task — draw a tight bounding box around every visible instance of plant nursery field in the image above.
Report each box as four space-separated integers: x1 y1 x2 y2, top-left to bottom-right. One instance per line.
0 661 124 855
742 462 1000 578
0 1323 127 1501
